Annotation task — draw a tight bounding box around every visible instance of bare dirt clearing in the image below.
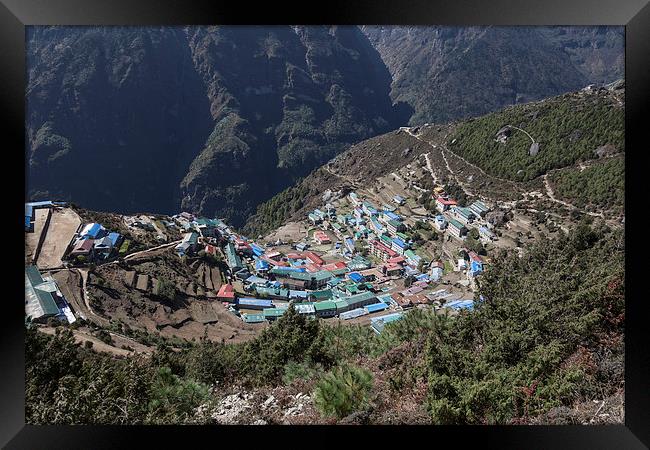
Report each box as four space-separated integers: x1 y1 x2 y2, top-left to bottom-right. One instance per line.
263 221 309 244
37 207 81 269
25 208 50 264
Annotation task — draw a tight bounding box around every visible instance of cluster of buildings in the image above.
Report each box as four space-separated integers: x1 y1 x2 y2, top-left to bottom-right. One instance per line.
187 187 482 328
67 222 124 262
432 195 496 243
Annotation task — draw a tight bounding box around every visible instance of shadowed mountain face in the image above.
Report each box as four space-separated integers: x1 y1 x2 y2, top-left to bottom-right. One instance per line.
27 26 410 226
361 26 624 125
27 27 214 216
27 26 623 225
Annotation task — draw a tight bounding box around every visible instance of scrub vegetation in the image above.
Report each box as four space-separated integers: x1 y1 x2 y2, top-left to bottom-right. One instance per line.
27 222 624 424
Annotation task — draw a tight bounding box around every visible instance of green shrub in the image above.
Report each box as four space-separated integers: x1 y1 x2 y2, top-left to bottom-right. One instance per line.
313 364 374 419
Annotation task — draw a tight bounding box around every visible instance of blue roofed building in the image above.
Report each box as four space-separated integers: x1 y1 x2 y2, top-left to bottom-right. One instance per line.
391 237 409 255
434 215 447 231
79 223 105 239
237 298 274 310
250 243 265 257
479 226 496 241
365 302 388 314
348 272 364 283
370 312 404 334
254 258 270 274
108 232 122 247
444 299 475 311
381 211 401 223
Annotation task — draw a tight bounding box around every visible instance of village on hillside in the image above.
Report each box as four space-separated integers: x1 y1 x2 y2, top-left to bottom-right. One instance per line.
24 170 498 337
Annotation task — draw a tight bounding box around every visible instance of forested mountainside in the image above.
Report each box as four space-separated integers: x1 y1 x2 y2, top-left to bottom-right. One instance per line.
26 26 409 226
445 83 624 182
361 26 624 125
244 84 624 237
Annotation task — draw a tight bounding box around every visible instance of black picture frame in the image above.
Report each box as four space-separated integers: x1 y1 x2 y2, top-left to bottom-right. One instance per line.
4 0 648 447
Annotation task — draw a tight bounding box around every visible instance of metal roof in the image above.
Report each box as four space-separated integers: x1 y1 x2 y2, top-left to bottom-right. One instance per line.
339 308 367 320
314 301 336 311
448 219 465 230
263 308 287 317
365 302 387 313
238 298 274 308
25 267 60 320
242 313 266 323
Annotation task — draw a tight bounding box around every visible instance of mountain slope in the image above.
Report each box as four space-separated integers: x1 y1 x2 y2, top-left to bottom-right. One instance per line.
361 26 624 125
244 84 625 236
26 27 214 214
27 26 409 226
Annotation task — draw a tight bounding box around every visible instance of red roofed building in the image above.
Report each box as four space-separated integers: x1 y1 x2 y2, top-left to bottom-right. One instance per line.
370 240 398 261
234 238 252 254
286 252 304 260
435 196 458 211
305 251 324 266
387 255 406 265
305 263 321 273
313 230 331 245
382 262 402 276
70 238 95 257
322 261 347 271
265 251 282 261
431 260 444 269
216 284 235 302
392 293 412 308
205 244 218 256
468 251 483 263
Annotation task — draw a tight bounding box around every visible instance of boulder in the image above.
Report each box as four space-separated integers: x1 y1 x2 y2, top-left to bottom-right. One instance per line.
529 142 540 156
593 144 618 158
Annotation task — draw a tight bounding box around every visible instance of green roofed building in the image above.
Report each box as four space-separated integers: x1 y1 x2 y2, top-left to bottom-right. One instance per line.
25 266 61 323
314 301 337 317
255 286 291 300
269 267 297 277
242 313 266 323
309 289 334 301
447 219 467 238
379 234 393 246
342 282 360 295
334 299 350 314
263 308 287 320
347 255 371 271
224 242 244 272
344 291 376 310
468 200 489 218
275 270 333 289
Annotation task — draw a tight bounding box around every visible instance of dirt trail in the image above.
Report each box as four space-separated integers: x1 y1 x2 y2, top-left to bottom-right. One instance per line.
423 153 438 185
404 127 474 198
39 326 153 356
124 240 182 260
542 174 604 218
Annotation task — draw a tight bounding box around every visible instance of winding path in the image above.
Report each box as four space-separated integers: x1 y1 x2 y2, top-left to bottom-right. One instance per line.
542 174 604 218
506 124 535 144
123 239 182 260
405 126 610 219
